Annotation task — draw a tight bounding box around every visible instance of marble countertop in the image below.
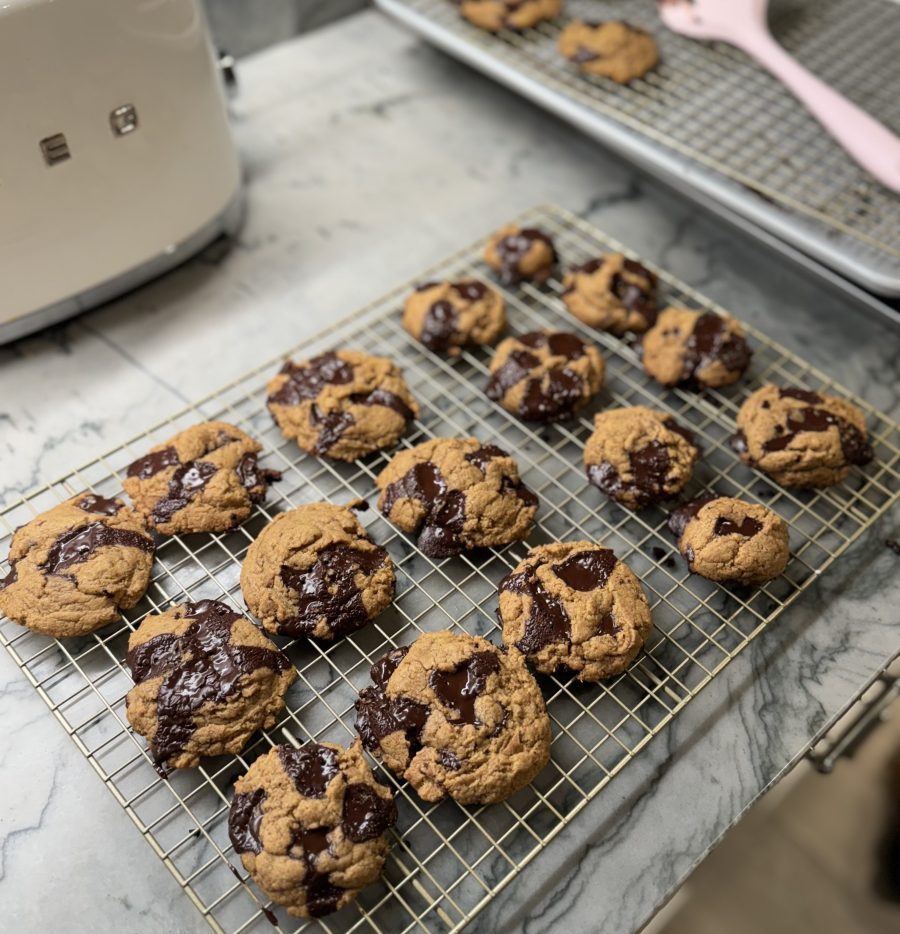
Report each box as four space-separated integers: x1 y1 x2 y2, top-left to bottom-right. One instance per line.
1 10 898 934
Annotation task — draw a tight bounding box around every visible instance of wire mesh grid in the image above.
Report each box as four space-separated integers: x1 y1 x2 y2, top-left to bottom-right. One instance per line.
377 0 900 273
2 204 899 934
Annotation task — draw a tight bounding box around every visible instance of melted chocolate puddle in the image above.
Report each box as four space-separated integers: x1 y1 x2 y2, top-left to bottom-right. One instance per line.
41 521 153 576
762 397 872 464
355 646 430 753
681 313 751 383
279 542 389 637
428 651 500 725
152 461 218 523
127 600 291 766
127 446 180 480
76 494 122 516
279 744 340 797
268 352 355 407
229 788 266 854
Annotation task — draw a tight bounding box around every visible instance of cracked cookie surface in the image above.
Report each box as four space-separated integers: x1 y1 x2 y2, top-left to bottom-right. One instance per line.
584 406 699 509
499 541 652 681
558 20 659 82
733 385 873 488
241 502 395 639
355 630 551 804
402 280 505 355
486 330 605 422
229 740 396 918
267 351 419 462
0 493 154 638
484 225 557 285
642 307 752 389
562 253 657 334
459 0 561 32
124 421 279 535
668 495 789 585
126 599 295 769
375 437 537 558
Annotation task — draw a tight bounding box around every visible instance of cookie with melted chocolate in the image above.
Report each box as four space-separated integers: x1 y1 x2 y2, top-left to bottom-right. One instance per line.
668 495 789 585
558 20 659 82
642 307 752 389
354 629 550 804
267 350 419 462
584 406 699 509
124 420 280 535
126 599 295 769
228 739 396 919
562 253 658 334
486 330 605 422
499 541 652 681
484 224 557 285
375 437 538 558
459 0 561 32
733 384 873 488
0 493 154 638
240 502 395 639
402 279 506 356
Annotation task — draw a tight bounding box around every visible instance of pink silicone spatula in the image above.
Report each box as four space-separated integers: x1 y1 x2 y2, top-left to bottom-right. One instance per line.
658 0 900 193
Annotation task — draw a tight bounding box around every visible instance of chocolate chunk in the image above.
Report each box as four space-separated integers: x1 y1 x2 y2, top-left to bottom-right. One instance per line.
229 788 267 855
779 388 822 403
151 460 218 523
420 300 459 353
464 444 507 474
235 453 281 501
486 349 540 402
667 495 717 541
494 228 556 285
611 259 657 327
428 651 501 725
126 600 291 766
310 406 356 456
355 685 430 752
382 462 465 558
351 387 416 423
552 548 617 590
341 783 397 843
681 313 751 383
370 646 410 689
268 352 355 407
126 446 180 480
714 515 762 537
500 566 571 654
76 494 122 516
440 749 462 770
279 744 340 798
453 280 488 302
0 565 18 591
587 441 672 508
763 404 873 465
290 826 343 917
279 543 390 637
519 367 585 422
41 521 153 576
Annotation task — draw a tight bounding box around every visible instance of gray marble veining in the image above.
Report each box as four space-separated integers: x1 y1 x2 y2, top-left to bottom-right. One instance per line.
0 10 898 934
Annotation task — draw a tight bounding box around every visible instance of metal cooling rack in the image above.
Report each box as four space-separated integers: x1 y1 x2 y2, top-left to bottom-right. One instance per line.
376 0 900 295
1 204 899 934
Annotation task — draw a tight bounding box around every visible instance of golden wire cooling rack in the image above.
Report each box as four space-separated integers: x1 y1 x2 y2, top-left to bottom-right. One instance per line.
1 205 898 934
376 0 900 293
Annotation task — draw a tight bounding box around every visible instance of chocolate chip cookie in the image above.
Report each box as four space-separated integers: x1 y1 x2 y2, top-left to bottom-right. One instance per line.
126 599 295 769
642 307 752 389
229 740 397 918
241 502 395 639
124 421 280 535
486 330 605 422
733 385 873 489
668 495 789 585
0 493 154 638
267 351 419 462
562 253 658 334
499 542 652 681
459 0 561 32
355 630 551 804
375 438 537 558
584 406 699 509
484 225 557 285
558 20 659 82
402 280 506 355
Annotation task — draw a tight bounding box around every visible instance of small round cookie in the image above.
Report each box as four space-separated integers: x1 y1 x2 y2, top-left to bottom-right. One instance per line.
0 493 154 638
642 307 752 389
267 351 419 462
126 599 295 769
229 740 397 919
558 20 659 82
402 280 505 355
484 225 557 286
124 421 280 535
459 0 561 32
562 253 658 334
584 406 699 509
667 495 789 585
375 437 538 558
733 385 873 489
241 502 394 639
499 542 652 681
355 630 551 804
486 330 605 422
